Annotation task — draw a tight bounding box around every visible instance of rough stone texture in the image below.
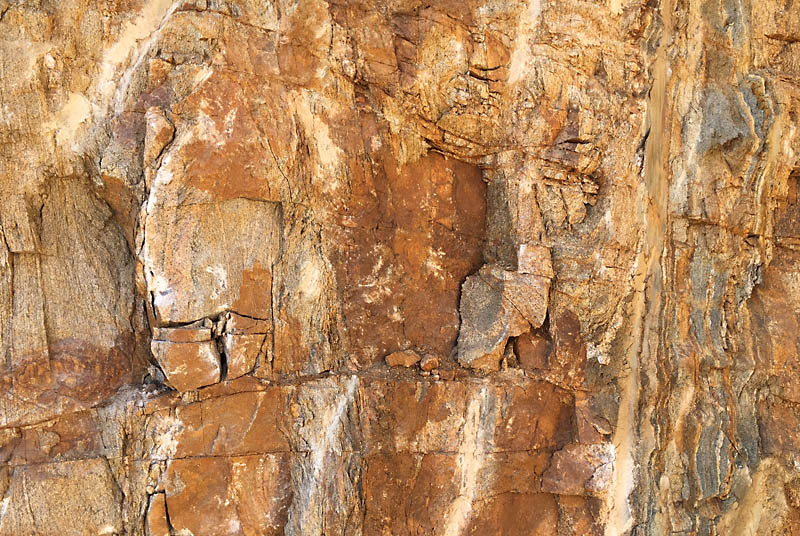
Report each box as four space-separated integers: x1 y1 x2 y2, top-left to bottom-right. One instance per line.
385 350 421 368
3 0 800 534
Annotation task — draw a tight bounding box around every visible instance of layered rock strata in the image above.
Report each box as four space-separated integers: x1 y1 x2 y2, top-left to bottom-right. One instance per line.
2 0 800 534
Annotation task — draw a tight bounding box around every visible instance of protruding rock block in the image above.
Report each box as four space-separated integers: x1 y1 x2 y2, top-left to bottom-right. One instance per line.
151 337 221 392
385 350 421 368
419 354 439 372
514 331 551 371
145 493 170 536
457 264 550 372
541 443 616 496
224 333 267 379
142 198 281 325
222 312 270 379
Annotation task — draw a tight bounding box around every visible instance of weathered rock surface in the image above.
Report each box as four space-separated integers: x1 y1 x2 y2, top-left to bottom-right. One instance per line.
3 0 800 534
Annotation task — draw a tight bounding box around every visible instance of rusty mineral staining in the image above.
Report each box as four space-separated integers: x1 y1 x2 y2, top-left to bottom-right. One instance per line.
2 0 800 534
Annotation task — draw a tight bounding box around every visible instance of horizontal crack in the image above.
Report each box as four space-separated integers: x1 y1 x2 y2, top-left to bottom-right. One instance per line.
4 446 561 470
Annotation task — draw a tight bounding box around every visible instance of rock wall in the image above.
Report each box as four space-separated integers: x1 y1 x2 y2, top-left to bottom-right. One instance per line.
1 0 800 534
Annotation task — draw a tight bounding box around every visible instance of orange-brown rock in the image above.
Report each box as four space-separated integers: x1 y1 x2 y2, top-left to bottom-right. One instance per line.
420 354 440 372
224 333 266 379
457 264 551 372
386 350 422 368
4 0 800 534
541 443 616 496
145 493 171 536
514 331 551 371
150 339 221 392
222 311 270 379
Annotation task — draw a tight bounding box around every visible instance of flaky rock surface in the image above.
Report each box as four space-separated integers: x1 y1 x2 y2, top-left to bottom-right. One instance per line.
2 0 800 534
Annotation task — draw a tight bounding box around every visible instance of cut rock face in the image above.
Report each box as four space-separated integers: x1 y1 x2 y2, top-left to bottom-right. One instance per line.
142 198 282 325
139 94 282 326
151 336 221 392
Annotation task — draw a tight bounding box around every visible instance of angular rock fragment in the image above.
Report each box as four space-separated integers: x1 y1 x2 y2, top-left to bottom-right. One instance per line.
457 264 550 372
150 313 270 387
386 350 421 368
541 443 616 496
224 333 267 379
222 312 270 379
514 331 551 371
151 336 221 392
420 354 440 372
145 493 170 536
439 368 456 381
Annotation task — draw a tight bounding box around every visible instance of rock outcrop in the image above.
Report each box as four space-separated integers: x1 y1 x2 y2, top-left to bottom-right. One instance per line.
2 0 800 534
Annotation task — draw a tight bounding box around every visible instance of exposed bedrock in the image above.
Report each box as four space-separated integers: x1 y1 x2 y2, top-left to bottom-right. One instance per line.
2 0 800 534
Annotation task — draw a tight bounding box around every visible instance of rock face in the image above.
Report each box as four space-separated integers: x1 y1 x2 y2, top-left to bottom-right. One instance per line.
2 0 800 534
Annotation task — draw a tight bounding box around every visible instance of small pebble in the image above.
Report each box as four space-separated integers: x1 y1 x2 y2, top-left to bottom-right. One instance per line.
420 354 440 372
439 369 455 381
385 350 421 368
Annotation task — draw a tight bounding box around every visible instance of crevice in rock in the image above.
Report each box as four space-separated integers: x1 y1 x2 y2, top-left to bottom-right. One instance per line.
163 496 176 536
216 335 228 382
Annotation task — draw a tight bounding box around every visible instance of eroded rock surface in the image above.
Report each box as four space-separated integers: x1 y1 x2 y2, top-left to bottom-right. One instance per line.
2 0 800 534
